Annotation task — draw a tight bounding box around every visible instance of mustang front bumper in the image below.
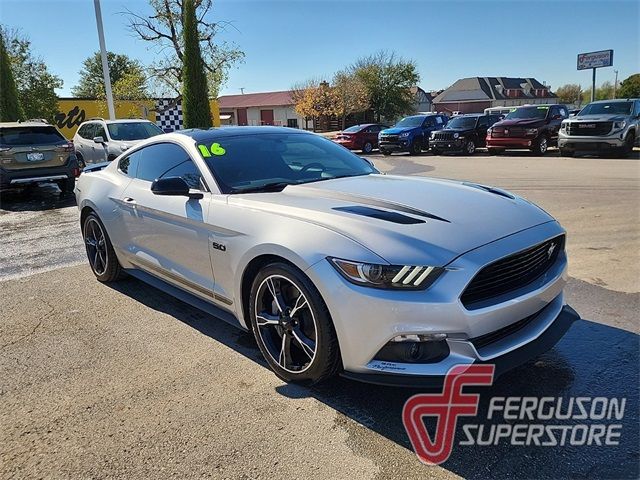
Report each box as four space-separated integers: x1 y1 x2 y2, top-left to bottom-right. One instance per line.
306 221 576 386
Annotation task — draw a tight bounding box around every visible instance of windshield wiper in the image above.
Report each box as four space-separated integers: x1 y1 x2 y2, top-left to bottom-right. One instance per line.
231 181 294 194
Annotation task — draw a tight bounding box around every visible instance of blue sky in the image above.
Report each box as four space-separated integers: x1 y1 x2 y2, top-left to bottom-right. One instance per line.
0 0 638 97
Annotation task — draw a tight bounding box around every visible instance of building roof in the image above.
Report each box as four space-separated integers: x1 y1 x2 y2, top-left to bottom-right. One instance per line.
433 77 556 104
217 90 295 109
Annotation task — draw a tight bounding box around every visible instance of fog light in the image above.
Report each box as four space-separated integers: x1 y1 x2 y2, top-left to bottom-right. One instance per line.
375 335 450 363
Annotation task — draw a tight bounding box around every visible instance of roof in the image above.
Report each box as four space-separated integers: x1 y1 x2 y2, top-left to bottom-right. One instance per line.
217 91 295 109
82 118 153 124
177 126 310 142
433 77 556 104
0 122 56 128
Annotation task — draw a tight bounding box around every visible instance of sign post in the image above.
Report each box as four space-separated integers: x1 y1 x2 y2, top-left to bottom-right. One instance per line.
577 50 614 103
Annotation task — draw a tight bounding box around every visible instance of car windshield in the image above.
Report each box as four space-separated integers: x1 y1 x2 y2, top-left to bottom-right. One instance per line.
107 122 163 141
198 133 376 194
506 106 549 120
579 102 633 116
0 126 66 146
343 125 363 133
445 117 478 129
395 116 425 127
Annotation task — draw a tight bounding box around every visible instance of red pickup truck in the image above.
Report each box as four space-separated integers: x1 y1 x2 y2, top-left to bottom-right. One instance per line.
486 104 569 155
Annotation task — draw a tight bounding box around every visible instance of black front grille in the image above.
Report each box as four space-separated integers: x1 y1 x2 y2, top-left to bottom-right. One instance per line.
470 309 542 350
380 135 399 143
433 132 455 141
461 235 565 309
566 122 612 136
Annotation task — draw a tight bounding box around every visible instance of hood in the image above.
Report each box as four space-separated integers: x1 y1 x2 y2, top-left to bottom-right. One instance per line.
438 127 474 134
493 118 546 128
228 175 553 266
381 126 419 135
570 114 628 122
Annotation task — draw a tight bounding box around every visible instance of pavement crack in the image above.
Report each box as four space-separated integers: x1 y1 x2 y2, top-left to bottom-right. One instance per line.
1 300 55 349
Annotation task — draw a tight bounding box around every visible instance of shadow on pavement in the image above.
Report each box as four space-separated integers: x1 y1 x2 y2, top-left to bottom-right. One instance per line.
108 276 639 479
0 184 76 212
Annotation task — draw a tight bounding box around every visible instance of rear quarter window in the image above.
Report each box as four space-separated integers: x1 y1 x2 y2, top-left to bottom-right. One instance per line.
0 126 65 146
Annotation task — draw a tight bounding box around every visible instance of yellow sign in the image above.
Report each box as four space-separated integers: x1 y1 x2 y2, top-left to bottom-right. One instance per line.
54 98 221 139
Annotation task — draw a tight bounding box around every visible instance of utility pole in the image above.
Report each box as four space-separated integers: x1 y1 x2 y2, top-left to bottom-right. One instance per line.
613 70 619 98
240 87 245 94
591 68 596 103
93 0 115 120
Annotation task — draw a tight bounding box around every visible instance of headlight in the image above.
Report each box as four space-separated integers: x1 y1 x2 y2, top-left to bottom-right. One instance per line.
399 132 411 138
560 122 567 130
486 128 492 136
430 132 436 139
526 128 538 135
329 258 443 290
453 132 459 139
614 121 626 130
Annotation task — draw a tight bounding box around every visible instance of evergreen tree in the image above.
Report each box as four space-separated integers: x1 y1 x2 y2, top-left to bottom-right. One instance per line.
0 31 24 121
181 0 212 129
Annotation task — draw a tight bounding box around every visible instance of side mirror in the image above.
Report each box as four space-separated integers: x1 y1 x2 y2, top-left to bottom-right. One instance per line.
551 114 563 120
93 136 105 144
151 176 203 199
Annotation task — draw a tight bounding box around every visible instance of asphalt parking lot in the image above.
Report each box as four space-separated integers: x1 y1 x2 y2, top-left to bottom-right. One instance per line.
1 150 638 479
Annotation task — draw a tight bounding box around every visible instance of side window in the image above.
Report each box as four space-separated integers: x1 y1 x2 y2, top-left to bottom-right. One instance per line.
94 123 107 140
137 143 203 190
559 106 568 118
77 125 86 138
81 123 96 139
633 101 640 117
477 116 489 128
118 149 142 177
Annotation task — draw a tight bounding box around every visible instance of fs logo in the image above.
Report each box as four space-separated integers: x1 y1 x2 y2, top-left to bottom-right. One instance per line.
402 364 495 465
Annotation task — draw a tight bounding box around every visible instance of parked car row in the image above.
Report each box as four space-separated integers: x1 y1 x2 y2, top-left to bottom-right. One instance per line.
332 99 639 158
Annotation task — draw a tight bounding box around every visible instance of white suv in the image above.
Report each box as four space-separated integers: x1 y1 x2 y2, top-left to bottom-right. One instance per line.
73 118 163 165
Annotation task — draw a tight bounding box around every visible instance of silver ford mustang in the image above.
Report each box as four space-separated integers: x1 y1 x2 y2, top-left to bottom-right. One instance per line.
75 126 579 386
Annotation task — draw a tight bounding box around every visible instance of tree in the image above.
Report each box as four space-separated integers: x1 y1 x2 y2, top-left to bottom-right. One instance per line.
0 29 24 121
72 52 148 99
332 70 369 129
555 84 582 105
353 51 419 122
97 70 151 118
181 0 212 128
2 27 61 121
124 0 244 98
618 74 640 98
583 81 615 103
293 80 338 132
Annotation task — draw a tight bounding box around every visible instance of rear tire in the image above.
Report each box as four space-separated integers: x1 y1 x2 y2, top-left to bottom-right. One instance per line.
57 178 75 196
82 212 126 282
248 262 341 384
362 141 373 154
381 149 391 156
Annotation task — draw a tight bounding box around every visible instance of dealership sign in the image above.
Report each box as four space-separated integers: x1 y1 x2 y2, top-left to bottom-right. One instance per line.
577 50 614 70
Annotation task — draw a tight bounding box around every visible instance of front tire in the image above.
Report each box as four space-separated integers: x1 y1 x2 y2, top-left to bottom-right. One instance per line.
559 148 574 157
409 139 422 155
381 149 391 156
82 212 125 282
618 133 635 158
532 135 549 155
249 262 341 384
465 139 476 155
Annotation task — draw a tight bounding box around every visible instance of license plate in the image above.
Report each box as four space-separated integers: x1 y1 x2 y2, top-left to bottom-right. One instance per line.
26 152 45 162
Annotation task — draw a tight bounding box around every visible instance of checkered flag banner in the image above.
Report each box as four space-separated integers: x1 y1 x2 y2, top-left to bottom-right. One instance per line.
155 99 183 133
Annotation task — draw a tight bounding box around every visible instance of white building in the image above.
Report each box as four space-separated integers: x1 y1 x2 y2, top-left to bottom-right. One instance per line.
217 90 310 129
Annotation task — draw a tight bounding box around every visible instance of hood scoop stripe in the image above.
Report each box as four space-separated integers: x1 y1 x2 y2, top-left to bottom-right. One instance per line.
333 206 426 225
296 188 450 223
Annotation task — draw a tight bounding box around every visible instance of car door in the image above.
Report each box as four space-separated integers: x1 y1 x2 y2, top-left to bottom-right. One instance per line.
93 123 109 163
77 123 96 163
476 116 490 146
117 142 215 296
364 125 380 147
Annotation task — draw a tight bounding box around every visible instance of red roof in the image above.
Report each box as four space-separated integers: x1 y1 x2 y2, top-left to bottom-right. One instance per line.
217 90 294 109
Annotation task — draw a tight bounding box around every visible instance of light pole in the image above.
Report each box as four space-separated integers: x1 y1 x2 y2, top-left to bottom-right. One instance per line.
93 0 115 120
613 70 619 98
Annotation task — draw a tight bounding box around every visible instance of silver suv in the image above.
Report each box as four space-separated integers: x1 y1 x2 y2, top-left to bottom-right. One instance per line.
73 118 163 165
558 99 640 157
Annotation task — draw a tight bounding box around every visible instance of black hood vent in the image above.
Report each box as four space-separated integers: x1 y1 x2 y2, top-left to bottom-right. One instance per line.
333 206 426 225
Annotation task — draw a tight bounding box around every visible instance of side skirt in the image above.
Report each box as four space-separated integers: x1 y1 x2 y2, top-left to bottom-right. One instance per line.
125 268 246 331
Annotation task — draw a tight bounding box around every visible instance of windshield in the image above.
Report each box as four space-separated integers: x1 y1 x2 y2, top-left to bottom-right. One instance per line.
506 106 549 120
0 126 66 146
395 116 425 128
579 102 633 116
343 125 363 133
107 122 163 141
199 133 377 193
445 117 478 129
